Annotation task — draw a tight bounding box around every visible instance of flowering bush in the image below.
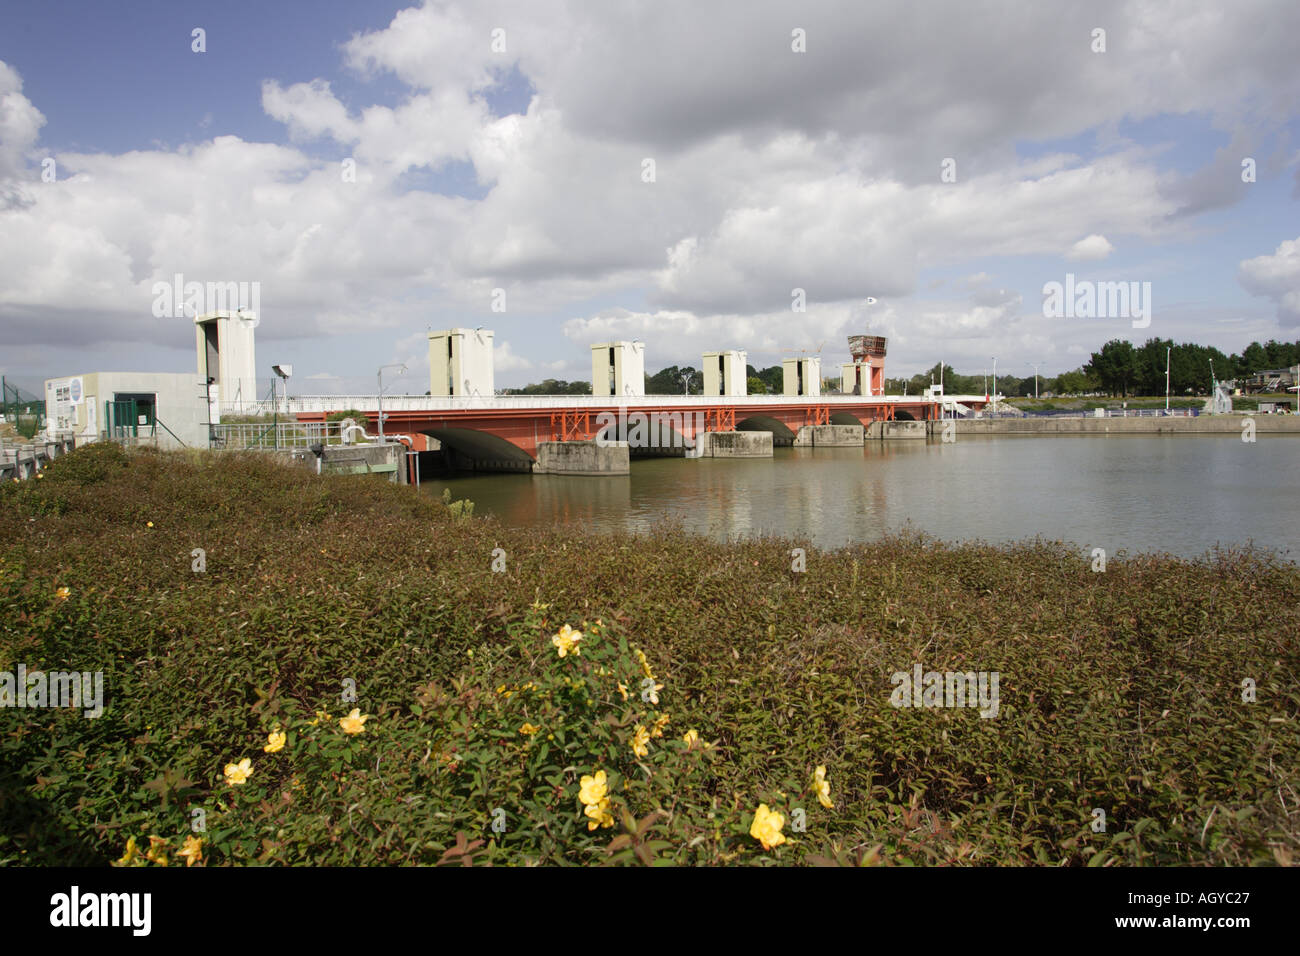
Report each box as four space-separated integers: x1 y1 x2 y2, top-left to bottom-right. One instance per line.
81 602 833 867
400 602 799 865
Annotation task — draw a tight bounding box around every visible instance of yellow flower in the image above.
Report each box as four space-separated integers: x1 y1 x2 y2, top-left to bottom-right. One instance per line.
339 708 369 734
631 725 650 758
145 835 169 865
578 770 608 807
146 521 154 528
115 836 139 866
551 624 583 658
617 682 628 700
55 586 71 601
223 757 253 786
651 713 670 738
263 730 286 753
178 835 203 867
307 710 330 726
813 765 834 810
584 797 615 830
643 680 664 705
682 729 700 749
519 722 541 735
634 648 655 680
496 684 507 694
750 803 786 851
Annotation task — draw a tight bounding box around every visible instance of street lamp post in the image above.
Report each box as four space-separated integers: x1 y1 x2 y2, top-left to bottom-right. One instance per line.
991 356 997 418
377 363 407 444
939 358 945 418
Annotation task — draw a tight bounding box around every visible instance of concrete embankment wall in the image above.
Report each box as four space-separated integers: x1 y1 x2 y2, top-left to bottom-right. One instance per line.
271 443 408 483
1 433 78 480
939 416 1300 437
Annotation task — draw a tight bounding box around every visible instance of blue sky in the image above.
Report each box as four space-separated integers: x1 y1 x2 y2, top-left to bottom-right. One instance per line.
2 0 1298 396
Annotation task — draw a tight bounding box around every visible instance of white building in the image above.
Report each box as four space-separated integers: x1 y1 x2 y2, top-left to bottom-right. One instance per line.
44 372 209 448
195 310 258 418
428 328 495 397
591 342 645 397
703 350 748 396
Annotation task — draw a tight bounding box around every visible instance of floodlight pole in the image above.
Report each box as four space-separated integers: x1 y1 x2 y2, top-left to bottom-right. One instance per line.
378 363 406 444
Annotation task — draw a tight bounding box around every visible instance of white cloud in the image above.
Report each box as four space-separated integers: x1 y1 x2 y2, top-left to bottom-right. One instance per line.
1239 237 1300 326
493 339 532 371
0 59 46 185
1067 234 1115 261
4 1 1300 381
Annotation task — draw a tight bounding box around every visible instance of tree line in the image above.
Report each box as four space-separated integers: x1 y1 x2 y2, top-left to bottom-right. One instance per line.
885 338 1299 399
500 339 1299 398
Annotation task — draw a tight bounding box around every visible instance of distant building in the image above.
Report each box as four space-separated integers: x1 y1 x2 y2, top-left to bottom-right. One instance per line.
1242 367 1296 394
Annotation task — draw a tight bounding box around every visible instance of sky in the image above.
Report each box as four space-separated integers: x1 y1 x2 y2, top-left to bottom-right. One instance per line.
2 0 1299 398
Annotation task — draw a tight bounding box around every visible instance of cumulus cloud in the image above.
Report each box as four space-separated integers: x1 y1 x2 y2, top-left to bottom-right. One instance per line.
1239 237 1300 326
0 59 46 203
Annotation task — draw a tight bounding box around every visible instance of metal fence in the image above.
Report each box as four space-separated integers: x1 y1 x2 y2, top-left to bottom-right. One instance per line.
1018 408 1201 418
208 421 355 450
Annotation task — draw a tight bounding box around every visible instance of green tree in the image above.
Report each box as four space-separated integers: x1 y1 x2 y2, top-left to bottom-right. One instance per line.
1240 341 1269 375
645 366 700 394
1086 340 1138 397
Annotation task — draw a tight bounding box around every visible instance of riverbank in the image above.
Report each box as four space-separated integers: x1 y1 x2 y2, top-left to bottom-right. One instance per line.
946 414 1300 436
2 444 1297 866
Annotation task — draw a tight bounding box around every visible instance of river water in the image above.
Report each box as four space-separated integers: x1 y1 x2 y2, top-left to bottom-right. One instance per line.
422 436 1300 560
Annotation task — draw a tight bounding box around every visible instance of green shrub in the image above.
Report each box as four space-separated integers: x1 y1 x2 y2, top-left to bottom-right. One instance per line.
326 409 371 427
40 441 129 486
2 450 1296 866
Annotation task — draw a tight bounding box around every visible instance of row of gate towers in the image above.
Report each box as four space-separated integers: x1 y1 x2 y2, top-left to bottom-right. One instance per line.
193 312 887 412
427 330 888 399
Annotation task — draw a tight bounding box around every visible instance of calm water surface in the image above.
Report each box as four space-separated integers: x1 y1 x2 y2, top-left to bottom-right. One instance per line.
422 436 1300 560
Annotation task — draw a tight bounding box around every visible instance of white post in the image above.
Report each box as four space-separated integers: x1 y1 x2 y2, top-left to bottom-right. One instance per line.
1170 348 1180 413
992 356 997 417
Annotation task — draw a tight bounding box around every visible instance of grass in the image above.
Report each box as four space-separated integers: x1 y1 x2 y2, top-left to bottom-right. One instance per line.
1 444 1297 866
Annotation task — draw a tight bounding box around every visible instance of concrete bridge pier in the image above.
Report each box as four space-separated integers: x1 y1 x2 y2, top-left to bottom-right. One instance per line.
692 431 774 458
534 440 630 476
870 421 928 440
793 424 865 447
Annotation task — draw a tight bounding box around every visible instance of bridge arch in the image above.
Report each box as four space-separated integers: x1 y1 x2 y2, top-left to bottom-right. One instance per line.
735 414 797 446
829 411 868 427
421 427 535 473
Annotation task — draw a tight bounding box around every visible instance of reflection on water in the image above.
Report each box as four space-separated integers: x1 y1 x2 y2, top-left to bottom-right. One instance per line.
423 436 1300 559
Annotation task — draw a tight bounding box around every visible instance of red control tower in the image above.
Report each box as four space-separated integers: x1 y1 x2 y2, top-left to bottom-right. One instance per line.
844 335 887 396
